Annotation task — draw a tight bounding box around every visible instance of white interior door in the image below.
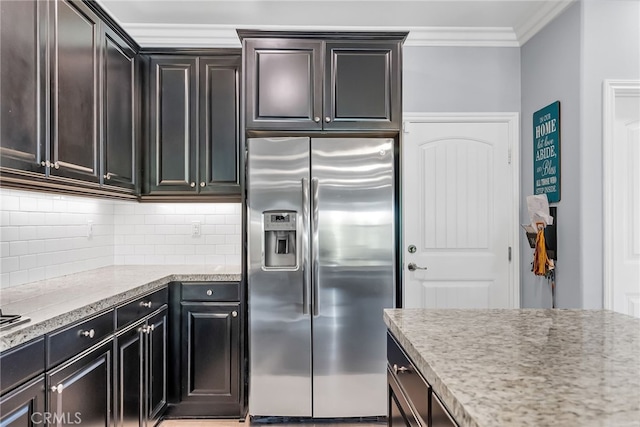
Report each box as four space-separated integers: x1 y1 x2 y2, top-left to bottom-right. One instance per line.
403 115 519 309
604 81 640 317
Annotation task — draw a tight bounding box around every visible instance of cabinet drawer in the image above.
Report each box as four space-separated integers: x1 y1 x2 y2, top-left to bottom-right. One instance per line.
46 309 114 368
116 287 168 329
0 337 45 395
181 282 239 302
387 332 429 424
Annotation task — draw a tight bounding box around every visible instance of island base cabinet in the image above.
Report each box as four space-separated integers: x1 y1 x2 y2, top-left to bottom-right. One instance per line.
47 342 112 427
0 376 45 427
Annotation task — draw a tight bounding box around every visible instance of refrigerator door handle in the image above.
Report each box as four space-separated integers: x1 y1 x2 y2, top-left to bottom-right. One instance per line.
311 177 320 317
302 178 310 315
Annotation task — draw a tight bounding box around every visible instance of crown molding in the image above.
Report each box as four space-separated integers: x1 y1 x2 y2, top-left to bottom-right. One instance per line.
122 23 521 48
515 0 576 46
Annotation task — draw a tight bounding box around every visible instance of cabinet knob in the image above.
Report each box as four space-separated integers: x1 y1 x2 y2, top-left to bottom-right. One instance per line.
200 182 205 187
206 289 213 296
104 173 112 180
80 329 95 338
190 182 196 188
231 311 238 318
314 117 320 123
140 301 152 308
41 160 51 167
393 364 410 374
50 384 64 393
325 117 331 123
53 161 60 169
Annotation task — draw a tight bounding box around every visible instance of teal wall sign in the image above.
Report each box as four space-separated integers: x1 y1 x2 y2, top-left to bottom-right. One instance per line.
533 101 561 203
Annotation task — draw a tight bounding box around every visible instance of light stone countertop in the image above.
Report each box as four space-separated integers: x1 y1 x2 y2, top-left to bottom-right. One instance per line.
384 308 640 427
0 265 241 352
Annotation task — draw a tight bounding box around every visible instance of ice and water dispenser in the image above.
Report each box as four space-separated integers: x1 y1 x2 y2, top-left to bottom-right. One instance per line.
263 211 297 269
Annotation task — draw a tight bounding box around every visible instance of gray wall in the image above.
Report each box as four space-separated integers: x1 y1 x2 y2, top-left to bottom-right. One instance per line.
403 46 521 112
580 0 640 308
520 2 582 308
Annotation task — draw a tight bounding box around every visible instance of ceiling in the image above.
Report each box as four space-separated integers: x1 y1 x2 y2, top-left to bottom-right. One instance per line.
96 0 576 48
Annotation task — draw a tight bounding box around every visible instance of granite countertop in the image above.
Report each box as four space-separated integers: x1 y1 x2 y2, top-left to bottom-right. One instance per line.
0 265 241 352
384 308 640 427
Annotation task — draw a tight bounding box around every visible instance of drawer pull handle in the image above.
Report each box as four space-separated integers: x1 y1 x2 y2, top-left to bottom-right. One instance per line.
50 384 64 393
231 311 238 318
393 364 410 374
140 301 152 308
206 289 213 296
80 329 95 338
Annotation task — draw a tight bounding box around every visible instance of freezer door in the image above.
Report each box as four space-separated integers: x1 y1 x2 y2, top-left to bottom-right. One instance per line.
247 137 312 416
311 138 395 417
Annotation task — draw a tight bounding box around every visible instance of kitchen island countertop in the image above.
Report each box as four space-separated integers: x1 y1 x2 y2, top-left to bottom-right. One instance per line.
0 265 241 352
384 308 640 427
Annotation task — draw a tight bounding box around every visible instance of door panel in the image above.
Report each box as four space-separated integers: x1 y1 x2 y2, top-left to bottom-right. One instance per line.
324 42 400 130
103 26 135 190
0 376 45 427
48 343 111 427
611 93 640 317
403 120 516 309
148 57 197 193
245 40 322 130
181 303 238 404
247 137 312 416
311 138 395 417
199 57 240 194
148 307 167 420
0 0 47 174
115 325 143 427
52 0 100 182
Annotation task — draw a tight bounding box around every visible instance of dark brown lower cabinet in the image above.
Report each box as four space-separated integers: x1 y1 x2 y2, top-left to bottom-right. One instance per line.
115 324 144 427
47 341 112 427
0 375 45 427
175 302 240 416
387 332 457 427
147 308 168 422
114 306 167 427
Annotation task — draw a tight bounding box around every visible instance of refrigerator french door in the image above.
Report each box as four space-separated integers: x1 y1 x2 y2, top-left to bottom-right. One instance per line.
248 137 395 418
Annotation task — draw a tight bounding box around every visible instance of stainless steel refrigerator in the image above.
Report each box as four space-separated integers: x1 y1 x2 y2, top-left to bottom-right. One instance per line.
247 137 395 418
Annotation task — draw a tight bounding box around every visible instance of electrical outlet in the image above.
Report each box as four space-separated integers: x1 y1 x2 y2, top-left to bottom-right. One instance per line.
191 221 201 237
87 220 94 238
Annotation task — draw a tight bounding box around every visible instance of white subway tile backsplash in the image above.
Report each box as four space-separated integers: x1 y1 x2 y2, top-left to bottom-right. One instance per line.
0 189 242 288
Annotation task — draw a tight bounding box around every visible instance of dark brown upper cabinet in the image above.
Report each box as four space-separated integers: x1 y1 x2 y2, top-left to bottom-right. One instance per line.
50 0 101 183
0 0 139 198
0 0 48 174
102 25 137 192
240 32 406 131
144 53 240 199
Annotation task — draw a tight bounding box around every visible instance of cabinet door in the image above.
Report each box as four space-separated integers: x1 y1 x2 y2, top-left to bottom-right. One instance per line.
114 325 143 427
324 41 400 130
48 342 112 427
198 56 241 195
0 0 48 174
180 302 240 405
0 375 45 427
146 307 168 423
245 39 322 130
50 0 101 182
102 26 136 192
147 56 197 193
